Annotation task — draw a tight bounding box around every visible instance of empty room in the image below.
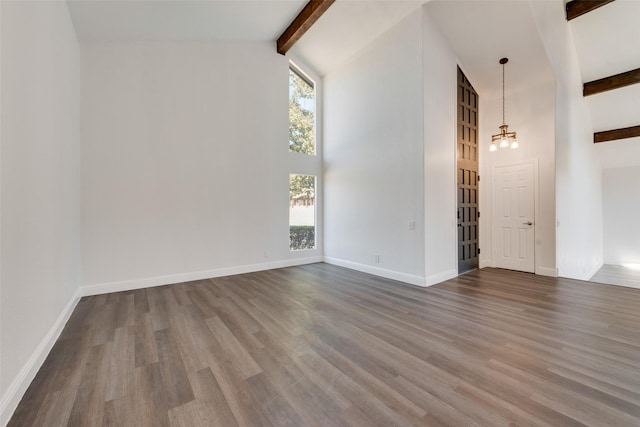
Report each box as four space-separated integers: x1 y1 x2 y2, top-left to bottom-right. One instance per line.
1 0 639 426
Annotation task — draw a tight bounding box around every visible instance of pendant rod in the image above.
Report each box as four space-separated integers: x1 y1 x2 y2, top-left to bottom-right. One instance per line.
502 62 505 125
500 57 508 126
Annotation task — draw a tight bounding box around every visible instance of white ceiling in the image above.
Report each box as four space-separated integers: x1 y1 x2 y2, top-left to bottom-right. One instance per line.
67 0 429 77
568 0 640 169
291 0 427 76
67 0 307 42
426 0 554 98
596 137 640 169
588 84 640 132
569 0 640 82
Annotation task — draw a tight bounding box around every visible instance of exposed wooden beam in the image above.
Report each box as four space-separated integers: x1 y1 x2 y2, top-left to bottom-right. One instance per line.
277 0 335 55
566 0 615 20
594 125 640 143
583 67 640 96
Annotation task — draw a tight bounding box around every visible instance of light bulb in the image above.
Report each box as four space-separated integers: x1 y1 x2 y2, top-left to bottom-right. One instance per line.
489 142 497 152
500 138 509 148
510 139 518 149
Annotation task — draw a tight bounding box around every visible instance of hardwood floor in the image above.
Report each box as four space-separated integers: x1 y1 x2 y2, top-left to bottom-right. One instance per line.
9 264 640 426
590 264 640 289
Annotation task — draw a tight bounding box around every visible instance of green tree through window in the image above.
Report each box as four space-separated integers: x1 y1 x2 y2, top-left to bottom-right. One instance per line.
289 68 315 155
289 174 315 250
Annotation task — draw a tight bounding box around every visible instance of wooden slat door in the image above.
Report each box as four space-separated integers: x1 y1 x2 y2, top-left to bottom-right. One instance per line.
457 67 479 274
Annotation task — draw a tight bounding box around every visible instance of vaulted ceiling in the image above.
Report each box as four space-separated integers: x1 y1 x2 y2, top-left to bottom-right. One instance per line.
66 0 552 94
426 0 554 97
67 0 429 77
290 0 427 76
568 0 640 168
65 0 639 168
66 0 308 42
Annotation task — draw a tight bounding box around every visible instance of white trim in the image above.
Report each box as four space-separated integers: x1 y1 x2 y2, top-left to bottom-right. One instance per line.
80 257 323 296
323 257 427 287
536 266 559 277
0 287 82 426
424 269 458 287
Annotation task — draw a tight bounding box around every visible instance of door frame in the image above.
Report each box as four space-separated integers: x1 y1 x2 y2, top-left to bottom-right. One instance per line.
491 158 539 274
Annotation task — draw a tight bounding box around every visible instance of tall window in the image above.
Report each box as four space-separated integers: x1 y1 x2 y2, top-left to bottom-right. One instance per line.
289 67 315 155
288 64 317 251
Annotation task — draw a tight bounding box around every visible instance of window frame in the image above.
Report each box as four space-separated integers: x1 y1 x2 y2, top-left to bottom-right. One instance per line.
287 58 322 254
289 173 317 251
288 62 317 156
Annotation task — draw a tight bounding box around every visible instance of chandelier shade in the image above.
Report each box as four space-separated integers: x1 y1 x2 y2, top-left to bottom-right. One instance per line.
490 57 518 151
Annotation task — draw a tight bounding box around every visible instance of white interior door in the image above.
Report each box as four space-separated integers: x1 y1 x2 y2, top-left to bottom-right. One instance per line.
493 163 535 273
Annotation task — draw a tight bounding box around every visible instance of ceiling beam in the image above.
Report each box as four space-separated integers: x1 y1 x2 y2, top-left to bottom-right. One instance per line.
566 0 615 20
583 67 640 96
277 0 335 55
594 125 640 143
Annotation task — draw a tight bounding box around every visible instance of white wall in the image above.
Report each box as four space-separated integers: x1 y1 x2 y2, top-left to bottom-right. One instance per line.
530 0 603 280
602 166 640 265
0 1 81 423
323 10 425 285
422 9 459 285
478 77 557 276
81 42 321 292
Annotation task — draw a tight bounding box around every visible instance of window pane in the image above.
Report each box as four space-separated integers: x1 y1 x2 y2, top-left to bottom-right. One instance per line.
289 174 315 250
289 68 315 155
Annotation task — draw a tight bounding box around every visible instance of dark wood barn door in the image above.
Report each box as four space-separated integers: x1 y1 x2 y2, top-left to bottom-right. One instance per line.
457 67 479 274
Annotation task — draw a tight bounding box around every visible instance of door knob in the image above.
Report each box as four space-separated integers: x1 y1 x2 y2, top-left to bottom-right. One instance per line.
523 221 533 226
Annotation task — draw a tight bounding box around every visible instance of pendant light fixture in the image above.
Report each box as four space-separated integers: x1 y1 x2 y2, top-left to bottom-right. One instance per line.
490 57 518 152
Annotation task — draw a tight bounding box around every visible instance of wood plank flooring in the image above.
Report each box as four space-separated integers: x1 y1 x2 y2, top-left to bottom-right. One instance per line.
9 264 640 426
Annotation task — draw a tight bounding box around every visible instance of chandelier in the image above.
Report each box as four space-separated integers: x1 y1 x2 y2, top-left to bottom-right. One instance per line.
490 58 518 151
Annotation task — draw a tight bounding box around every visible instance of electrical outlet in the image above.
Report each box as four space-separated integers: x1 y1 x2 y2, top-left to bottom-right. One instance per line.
374 254 380 264
408 221 416 230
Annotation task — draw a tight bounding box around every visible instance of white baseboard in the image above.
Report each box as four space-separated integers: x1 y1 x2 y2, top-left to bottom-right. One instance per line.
424 269 458 286
323 257 426 287
81 256 324 296
585 261 603 281
479 258 493 268
536 266 559 277
0 288 82 426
